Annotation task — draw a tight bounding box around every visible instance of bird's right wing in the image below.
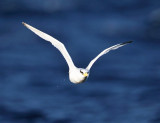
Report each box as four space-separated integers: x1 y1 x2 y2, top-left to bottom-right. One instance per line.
86 41 132 70
22 22 75 69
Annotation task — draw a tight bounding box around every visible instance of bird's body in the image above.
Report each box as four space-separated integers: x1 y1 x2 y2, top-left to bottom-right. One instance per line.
69 68 89 84
22 22 132 84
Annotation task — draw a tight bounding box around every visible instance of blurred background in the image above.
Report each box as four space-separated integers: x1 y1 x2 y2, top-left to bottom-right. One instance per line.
0 0 160 123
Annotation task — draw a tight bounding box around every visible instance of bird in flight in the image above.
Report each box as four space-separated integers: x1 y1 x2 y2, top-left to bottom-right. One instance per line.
22 22 132 84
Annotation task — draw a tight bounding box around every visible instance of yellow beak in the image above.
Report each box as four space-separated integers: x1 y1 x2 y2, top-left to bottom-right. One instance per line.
83 72 88 77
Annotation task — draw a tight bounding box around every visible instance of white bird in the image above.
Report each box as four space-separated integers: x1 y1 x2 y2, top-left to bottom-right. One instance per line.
22 22 132 84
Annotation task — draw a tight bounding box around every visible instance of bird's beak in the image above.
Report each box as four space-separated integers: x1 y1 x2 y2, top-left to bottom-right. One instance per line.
83 72 88 77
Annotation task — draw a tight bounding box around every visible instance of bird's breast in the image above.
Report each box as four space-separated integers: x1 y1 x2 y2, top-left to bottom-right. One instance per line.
69 70 87 84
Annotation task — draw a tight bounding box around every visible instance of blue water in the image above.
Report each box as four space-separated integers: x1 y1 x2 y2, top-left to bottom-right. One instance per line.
0 0 160 123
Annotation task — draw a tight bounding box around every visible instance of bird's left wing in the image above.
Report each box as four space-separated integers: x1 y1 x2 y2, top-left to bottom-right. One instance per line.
86 41 132 70
22 22 76 69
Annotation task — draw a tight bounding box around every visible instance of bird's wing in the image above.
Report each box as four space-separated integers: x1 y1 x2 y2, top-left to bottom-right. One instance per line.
22 22 75 69
86 41 132 70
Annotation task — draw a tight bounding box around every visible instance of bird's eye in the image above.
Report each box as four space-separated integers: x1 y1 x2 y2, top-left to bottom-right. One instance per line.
80 70 83 74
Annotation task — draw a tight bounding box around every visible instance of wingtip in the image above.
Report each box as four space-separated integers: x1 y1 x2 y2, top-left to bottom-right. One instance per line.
22 22 27 27
120 40 133 45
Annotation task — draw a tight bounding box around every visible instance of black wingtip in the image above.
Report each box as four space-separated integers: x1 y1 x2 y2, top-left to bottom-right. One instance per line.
120 40 133 45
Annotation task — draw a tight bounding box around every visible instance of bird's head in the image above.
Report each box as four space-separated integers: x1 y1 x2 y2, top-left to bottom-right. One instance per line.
80 68 90 78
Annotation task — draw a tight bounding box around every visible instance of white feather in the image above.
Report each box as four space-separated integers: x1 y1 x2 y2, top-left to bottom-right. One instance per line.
86 41 132 70
22 22 75 70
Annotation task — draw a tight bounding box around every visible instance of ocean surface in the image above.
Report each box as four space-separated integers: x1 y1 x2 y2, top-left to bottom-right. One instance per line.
0 0 160 123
